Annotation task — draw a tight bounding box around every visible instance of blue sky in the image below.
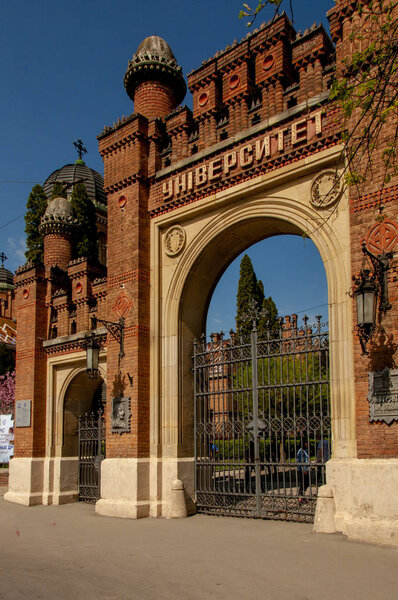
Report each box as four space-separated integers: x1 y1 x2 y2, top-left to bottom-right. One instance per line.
1 0 333 331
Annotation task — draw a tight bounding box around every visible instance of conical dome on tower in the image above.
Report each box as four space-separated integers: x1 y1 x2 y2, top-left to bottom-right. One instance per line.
124 35 186 120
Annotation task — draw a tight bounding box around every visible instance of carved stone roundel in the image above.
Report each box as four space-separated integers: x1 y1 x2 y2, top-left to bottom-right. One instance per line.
310 170 342 209
165 225 186 257
366 220 398 254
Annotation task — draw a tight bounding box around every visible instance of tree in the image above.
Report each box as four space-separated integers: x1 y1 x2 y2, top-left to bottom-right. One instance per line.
236 254 264 338
236 254 279 339
0 370 15 418
240 1 398 192
330 0 398 188
70 181 98 263
50 182 68 199
24 184 48 263
257 295 279 338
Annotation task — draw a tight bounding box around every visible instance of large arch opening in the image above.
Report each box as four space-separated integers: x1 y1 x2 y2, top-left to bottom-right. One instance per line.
192 233 329 519
179 218 316 459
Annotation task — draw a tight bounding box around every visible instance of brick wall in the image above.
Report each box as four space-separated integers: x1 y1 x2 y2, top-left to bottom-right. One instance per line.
330 0 398 458
43 233 72 271
99 120 150 458
134 80 178 121
13 266 47 457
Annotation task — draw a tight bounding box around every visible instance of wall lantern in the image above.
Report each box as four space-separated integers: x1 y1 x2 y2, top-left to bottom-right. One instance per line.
86 334 100 378
352 241 392 355
86 317 125 378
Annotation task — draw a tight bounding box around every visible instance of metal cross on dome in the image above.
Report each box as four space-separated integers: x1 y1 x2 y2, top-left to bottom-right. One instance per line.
0 252 7 268
73 139 87 160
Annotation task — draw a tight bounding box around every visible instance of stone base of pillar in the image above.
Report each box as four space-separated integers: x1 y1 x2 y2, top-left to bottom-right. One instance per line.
95 458 150 519
324 458 398 547
313 485 336 533
4 458 45 506
42 457 79 505
152 456 195 518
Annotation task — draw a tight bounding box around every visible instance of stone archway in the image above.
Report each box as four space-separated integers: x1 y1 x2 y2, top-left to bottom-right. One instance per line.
150 152 356 516
62 371 105 457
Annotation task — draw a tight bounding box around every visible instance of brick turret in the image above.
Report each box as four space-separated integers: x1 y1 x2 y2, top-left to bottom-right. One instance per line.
39 197 76 271
124 35 186 120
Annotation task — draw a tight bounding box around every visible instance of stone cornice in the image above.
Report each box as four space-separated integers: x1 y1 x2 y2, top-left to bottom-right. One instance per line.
39 218 75 236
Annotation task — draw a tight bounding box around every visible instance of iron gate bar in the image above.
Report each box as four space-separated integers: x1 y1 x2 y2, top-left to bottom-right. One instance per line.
193 314 331 522
78 410 105 503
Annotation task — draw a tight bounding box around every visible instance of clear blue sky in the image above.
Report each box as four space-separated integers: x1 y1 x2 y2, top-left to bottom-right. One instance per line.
0 0 333 331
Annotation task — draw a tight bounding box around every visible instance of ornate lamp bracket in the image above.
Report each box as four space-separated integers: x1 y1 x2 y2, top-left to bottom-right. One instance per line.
92 316 125 359
351 242 393 355
361 241 392 314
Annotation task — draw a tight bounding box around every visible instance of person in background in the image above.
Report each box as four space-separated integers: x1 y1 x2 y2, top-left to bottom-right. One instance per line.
297 440 310 504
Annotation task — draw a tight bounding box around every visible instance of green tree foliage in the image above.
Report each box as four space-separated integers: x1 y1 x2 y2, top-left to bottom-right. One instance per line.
70 181 98 262
258 295 279 338
50 182 67 199
24 184 48 263
236 255 279 339
236 254 264 338
230 329 329 461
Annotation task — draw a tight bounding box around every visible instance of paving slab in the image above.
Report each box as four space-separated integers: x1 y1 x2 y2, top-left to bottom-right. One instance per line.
1 489 397 600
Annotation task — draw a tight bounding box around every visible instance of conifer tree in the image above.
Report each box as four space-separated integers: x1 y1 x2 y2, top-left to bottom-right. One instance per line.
70 181 98 263
24 184 48 263
236 254 279 339
236 254 264 338
257 295 279 339
50 182 67 199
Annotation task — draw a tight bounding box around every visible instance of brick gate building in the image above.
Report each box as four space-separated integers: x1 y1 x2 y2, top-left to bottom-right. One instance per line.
6 1 398 546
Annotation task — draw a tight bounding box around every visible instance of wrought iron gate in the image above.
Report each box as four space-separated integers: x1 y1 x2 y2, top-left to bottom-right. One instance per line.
78 410 105 503
193 313 331 522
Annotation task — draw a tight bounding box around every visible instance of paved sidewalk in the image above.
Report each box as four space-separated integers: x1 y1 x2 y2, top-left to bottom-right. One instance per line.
1 488 397 600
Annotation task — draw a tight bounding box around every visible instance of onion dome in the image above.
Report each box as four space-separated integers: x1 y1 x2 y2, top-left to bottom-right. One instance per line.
0 266 14 291
39 197 77 236
43 160 106 208
124 35 186 105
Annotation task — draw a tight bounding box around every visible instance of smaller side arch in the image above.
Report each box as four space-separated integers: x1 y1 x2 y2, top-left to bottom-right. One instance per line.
58 367 105 457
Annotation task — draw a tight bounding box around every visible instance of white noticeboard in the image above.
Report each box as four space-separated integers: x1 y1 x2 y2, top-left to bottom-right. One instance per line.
0 415 14 463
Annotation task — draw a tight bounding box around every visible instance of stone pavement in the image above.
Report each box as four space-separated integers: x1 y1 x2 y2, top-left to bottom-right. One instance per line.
1 488 397 600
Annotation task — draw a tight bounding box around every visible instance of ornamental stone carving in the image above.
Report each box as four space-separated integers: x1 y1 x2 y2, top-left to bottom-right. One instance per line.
39 196 77 235
366 220 398 254
111 397 131 434
310 171 342 209
164 225 186 257
112 290 133 319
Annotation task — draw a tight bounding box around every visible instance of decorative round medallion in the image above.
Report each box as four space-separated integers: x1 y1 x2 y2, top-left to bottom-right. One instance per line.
310 171 343 209
76 282 83 295
165 225 186 257
22 289 29 300
366 220 398 254
198 92 209 108
118 195 127 209
262 55 275 71
112 290 133 319
229 74 240 90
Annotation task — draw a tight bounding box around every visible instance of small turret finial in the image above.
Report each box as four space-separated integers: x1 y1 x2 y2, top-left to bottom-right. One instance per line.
73 139 87 161
0 252 7 268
